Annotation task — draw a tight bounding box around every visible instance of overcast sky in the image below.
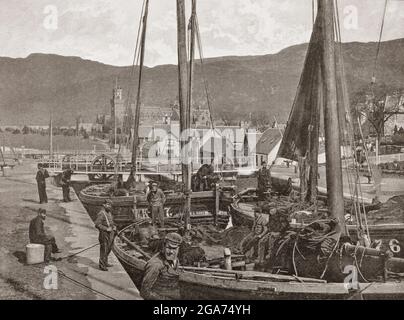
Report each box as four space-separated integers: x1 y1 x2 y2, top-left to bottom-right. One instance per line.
1 0 404 66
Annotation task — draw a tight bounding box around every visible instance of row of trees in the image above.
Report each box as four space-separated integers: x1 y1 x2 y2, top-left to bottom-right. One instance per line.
0 126 90 139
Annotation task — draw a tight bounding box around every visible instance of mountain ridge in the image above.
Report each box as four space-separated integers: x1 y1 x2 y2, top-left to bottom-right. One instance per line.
0 38 403 126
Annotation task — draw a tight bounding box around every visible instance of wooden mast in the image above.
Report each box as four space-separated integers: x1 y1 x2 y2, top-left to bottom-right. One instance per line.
188 0 196 130
49 109 53 158
177 0 191 228
185 0 197 224
131 0 149 170
319 0 346 233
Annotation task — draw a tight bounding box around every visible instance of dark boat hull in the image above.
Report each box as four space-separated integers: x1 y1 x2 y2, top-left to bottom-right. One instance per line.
80 188 230 227
178 271 404 300
113 220 404 300
113 234 146 289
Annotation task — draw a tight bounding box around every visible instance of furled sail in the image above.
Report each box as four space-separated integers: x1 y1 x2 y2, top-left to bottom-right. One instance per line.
276 11 324 162
277 8 352 163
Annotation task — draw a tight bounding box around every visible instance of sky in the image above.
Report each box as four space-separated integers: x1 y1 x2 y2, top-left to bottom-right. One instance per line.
0 0 404 67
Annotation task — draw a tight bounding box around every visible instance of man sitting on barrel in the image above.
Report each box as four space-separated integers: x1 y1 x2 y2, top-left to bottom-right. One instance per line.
29 208 61 263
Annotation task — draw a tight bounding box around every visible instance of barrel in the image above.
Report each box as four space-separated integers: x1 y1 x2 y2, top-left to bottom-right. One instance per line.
26 244 45 264
2 166 11 177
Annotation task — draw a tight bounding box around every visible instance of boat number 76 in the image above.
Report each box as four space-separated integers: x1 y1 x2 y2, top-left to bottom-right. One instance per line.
373 239 401 254
389 239 401 254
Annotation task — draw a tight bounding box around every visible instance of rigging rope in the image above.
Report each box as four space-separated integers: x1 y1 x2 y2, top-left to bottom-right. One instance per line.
131 0 150 170
312 0 316 26
334 0 371 241
123 0 147 147
195 14 216 131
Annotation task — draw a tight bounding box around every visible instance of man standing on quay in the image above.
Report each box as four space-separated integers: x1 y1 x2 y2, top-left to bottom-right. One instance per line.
36 163 49 204
95 199 117 271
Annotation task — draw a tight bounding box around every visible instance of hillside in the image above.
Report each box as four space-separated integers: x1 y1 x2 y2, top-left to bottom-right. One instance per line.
0 38 403 126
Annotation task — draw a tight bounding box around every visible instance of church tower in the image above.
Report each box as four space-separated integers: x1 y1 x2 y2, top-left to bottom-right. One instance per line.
111 86 125 129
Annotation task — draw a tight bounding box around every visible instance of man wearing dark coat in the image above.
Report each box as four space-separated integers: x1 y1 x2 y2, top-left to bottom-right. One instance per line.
29 208 60 262
61 169 73 202
94 199 117 271
257 161 271 201
140 232 182 300
147 182 166 227
36 164 49 204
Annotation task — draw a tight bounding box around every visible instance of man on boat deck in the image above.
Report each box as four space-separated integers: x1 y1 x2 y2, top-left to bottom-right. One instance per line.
108 174 129 196
94 199 117 271
140 232 182 300
259 206 290 270
239 207 268 260
36 163 49 204
257 161 271 201
29 208 61 263
147 182 166 227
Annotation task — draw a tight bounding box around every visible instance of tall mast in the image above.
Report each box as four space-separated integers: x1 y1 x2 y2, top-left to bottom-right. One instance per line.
185 0 197 222
188 0 196 130
131 0 150 169
319 0 346 233
177 0 191 228
49 109 53 158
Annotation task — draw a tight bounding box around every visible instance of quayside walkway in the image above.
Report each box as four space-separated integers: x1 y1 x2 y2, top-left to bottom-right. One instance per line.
0 160 140 300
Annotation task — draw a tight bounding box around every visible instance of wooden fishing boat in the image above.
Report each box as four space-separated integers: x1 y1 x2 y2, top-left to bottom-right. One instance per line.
79 183 231 227
229 195 404 258
114 218 404 300
113 0 404 301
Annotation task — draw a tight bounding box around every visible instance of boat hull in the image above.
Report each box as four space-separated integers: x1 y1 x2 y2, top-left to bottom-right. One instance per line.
113 220 404 300
229 201 404 258
80 188 230 227
178 271 404 300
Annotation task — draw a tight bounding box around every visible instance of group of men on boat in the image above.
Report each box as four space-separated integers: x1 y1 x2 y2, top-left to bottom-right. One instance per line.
239 204 291 271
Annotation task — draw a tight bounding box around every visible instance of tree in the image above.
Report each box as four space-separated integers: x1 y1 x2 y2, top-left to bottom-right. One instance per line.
353 85 402 155
251 111 272 132
22 125 30 135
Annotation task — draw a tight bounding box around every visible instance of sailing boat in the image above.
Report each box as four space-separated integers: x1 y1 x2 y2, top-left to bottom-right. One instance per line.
113 0 404 300
79 0 230 227
229 1 404 258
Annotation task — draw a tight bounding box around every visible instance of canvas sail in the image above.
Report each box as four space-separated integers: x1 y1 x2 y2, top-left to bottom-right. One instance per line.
276 12 324 162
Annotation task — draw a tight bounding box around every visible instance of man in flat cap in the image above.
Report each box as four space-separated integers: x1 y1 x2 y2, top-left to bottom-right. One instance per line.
140 232 182 300
146 182 166 227
36 163 49 204
94 199 117 271
29 208 61 263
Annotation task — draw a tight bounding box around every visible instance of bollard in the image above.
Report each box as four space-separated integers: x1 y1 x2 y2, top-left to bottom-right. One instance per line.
224 247 232 270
